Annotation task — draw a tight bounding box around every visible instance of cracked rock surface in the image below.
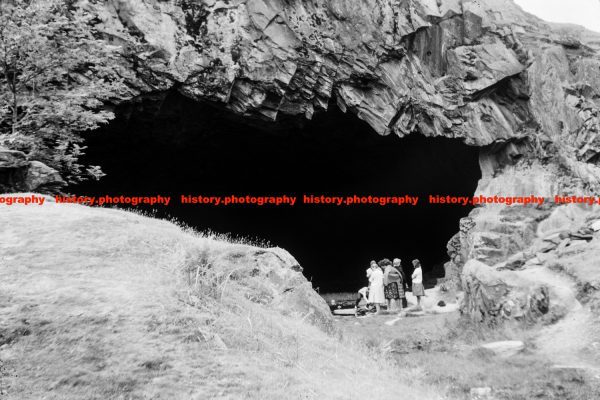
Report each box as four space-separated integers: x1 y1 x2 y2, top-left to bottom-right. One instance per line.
84 0 599 150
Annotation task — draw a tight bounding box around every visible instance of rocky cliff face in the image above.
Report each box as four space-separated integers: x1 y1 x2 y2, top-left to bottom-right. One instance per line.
80 0 600 193
84 0 599 149
1 0 596 189
6 0 599 319
83 0 600 282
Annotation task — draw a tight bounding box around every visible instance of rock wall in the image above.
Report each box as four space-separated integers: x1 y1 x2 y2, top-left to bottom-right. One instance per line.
85 0 544 145
7 0 599 319
3 0 596 191
461 205 600 323
82 0 600 178
77 0 599 151
80 0 600 293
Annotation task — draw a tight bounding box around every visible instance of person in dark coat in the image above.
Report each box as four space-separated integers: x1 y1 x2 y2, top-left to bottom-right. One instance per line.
392 258 407 308
381 258 402 312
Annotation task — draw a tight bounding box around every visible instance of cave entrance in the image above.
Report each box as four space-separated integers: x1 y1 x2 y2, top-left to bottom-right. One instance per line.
74 91 481 293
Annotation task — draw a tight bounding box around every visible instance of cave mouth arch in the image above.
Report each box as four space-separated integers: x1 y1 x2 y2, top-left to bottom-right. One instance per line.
74 91 481 293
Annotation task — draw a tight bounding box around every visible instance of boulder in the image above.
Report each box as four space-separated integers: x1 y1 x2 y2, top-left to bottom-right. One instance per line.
446 42 524 95
209 245 335 333
480 340 525 357
23 161 65 194
0 147 28 193
272 282 335 333
457 205 541 267
537 205 590 239
0 147 65 194
470 387 493 400
0 147 28 169
461 259 550 322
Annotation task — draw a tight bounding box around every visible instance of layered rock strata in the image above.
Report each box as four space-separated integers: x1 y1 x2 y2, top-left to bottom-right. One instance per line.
5 0 600 323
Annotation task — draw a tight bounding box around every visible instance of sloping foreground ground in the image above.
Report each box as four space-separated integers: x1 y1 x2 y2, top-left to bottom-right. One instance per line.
0 198 440 400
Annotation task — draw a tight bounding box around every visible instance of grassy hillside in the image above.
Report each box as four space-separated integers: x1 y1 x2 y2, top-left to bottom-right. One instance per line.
0 197 439 400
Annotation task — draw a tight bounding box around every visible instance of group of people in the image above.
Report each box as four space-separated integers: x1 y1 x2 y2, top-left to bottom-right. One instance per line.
356 258 424 315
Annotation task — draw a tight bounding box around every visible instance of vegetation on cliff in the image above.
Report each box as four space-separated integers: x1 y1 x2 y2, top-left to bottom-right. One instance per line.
0 0 127 183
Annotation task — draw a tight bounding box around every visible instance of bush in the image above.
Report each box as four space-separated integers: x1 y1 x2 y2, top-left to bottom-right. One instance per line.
0 0 129 183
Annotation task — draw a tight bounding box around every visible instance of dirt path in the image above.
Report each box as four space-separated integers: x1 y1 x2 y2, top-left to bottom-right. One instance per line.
333 308 600 399
331 270 600 399
519 266 600 379
335 309 460 347
503 263 600 379
538 305 600 375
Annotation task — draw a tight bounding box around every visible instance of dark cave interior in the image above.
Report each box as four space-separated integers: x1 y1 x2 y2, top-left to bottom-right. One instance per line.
74 91 481 293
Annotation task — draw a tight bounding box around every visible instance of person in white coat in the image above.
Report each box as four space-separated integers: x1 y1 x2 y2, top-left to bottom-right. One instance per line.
367 260 385 314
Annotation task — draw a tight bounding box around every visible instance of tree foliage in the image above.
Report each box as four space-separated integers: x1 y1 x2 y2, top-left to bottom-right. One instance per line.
0 0 128 183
